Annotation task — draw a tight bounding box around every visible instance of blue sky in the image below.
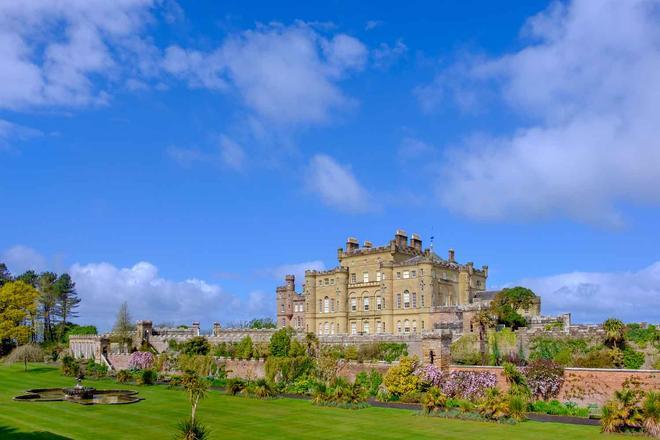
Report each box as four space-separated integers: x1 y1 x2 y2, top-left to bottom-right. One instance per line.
1 0 659 330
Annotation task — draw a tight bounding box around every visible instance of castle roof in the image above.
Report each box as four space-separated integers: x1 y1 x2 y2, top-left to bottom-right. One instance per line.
472 290 501 301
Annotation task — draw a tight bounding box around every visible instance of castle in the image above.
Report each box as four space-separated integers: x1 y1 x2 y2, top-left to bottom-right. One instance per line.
276 229 541 336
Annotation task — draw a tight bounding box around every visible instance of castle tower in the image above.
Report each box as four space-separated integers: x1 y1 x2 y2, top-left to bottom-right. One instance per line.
304 271 317 333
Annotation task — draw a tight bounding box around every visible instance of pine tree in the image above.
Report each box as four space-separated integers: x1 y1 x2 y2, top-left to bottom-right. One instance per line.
0 263 11 287
55 274 80 341
37 272 59 343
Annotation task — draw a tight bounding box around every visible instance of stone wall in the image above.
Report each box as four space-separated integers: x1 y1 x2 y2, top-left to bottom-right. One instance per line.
450 365 660 406
107 353 132 371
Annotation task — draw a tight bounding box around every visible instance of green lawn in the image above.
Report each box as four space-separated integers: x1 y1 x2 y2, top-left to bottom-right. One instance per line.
0 364 613 439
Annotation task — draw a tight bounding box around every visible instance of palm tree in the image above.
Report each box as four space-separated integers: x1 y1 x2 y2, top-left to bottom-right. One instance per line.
603 318 626 349
177 371 210 440
643 391 660 438
472 310 495 365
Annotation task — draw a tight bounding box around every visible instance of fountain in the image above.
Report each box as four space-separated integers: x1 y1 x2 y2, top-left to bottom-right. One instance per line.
14 376 142 405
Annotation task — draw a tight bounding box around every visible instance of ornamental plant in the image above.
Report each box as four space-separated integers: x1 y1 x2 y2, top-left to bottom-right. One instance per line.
128 351 154 370
383 357 421 396
416 365 497 401
523 359 564 401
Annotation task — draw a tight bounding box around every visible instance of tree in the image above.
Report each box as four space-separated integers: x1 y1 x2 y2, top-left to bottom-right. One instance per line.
112 302 134 351
603 318 626 349
269 326 295 357
177 371 210 440
180 337 211 356
37 272 59 343
490 287 537 330
0 281 38 344
247 318 277 329
6 344 44 371
0 263 11 287
54 273 80 341
471 310 496 365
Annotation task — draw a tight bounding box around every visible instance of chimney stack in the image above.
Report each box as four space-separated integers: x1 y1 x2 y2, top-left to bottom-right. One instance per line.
448 249 455 262
411 233 422 252
363 240 373 249
213 322 222 336
346 237 359 253
394 229 408 248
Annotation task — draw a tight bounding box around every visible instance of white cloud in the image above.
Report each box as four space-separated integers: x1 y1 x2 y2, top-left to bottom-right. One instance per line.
306 154 373 213
373 39 407 68
70 260 265 331
514 261 660 324
163 22 367 126
0 0 158 110
219 135 246 171
398 137 435 160
424 0 660 226
1 245 47 274
264 260 326 282
0 119 42 149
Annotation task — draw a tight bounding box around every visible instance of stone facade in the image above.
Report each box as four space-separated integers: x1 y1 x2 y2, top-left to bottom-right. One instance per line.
276 229 541 337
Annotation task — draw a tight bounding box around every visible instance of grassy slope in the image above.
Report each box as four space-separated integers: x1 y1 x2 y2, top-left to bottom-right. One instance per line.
0 364 612 440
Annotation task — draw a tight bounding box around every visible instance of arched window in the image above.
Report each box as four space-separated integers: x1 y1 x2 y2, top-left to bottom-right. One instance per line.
397 320 402 333
324 297 330 313
377 321 382 333
324 322 330 335
330 323 335 335
412 320 417 333
403 290 410 308
318 323 323 335
404 319 410 333
363 296 370 311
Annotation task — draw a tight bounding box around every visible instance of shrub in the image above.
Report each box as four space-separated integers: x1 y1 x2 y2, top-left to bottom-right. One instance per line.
128 351 154 370
622 347 645 370
478 388 510 421
180 337 211 356
523 359 564 401
378 343 408 362
60 354 80 377
529 400 590 417
227 378 247 396
440 370 497 401
264 356 314 384
251 379 275 399
116 369 131 383
355 370 383 396
508 394 527 421
383 357 420 396
136 369 157 385
601 386 644 433
643 391 660 438
422 387 448 414
573 348 616 368
85 359 108 379
176 417 209 440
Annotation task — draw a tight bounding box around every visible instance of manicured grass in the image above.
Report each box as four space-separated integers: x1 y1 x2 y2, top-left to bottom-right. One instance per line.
0 364 613 439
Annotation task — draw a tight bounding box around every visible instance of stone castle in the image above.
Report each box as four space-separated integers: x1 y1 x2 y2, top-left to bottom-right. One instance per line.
276 229 541 336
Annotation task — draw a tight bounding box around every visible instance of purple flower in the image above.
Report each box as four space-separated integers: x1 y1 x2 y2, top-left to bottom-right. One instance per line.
128 351 154 370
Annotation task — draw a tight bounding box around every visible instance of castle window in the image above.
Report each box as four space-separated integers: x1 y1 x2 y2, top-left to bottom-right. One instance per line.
404 319 410 333
397 321 402 333
403 271 409 279
403 291 410 308
319 299 322 312
396 272 401 279
331 299 335 312
363 296 370 311
331 279 335 285
319 280 323 286
351 273 357 283
363 321 369 334
396 293 402 309
412 320 417 333
476 280 481 287
351 297 357 311
412 292 417 308
281 303 285 312
421 320 425 330
323 297 329 313
331 323 335 335
377 321 382 333
421 294 425 307
363 272 369 283
411 270 417 278
351 322 357 335
376 296 382 310
324 322 329 335
376 271 381 282
319 323 323 335
420 269 424 276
